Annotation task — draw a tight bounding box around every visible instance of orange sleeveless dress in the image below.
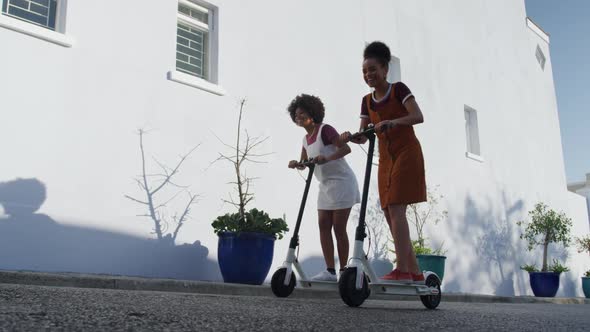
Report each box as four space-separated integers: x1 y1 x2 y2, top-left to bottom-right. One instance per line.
365 83 427 208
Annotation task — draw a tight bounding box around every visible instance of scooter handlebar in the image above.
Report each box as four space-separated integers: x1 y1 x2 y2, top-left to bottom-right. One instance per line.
350 124 375 140
294 158 316 168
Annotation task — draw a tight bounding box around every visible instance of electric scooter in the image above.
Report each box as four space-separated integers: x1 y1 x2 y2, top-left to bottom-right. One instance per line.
338 125 442 308
270 158 341 297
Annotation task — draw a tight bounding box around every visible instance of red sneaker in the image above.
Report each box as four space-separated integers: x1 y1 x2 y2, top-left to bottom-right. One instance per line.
380 269 412 283
412 272 425 284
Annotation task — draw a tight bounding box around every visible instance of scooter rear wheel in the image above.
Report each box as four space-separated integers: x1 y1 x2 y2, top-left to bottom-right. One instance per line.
338 267 370 307
271 268 296 297
420 274 442 309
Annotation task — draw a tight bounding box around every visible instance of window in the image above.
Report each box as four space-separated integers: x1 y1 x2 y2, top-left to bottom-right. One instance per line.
0 0 71 46
464 105 482 161
176 2 209 79
2 0 57 30
386 55 401 83
168 0 223 95
535 45 546 70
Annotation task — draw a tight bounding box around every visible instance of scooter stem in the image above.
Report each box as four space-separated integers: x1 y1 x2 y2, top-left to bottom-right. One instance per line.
289 163 315 249
355 129 376 242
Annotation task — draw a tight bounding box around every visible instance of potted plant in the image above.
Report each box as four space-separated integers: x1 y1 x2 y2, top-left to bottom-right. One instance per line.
406 185 448 281
517 202 572 297
211 99 288 285
212 209 288 285
575 234 590 298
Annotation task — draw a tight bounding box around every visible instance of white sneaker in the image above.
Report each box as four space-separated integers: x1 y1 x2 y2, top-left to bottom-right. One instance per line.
310 270 337 282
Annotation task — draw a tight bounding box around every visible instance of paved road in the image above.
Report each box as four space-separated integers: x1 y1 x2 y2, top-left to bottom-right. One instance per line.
0 283 588 331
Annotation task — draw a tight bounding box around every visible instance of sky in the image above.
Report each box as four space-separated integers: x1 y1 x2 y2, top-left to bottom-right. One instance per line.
525 0 590 183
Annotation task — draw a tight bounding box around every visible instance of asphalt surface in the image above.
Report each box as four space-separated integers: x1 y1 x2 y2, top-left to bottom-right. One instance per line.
1 270 587 305
0 283 588 331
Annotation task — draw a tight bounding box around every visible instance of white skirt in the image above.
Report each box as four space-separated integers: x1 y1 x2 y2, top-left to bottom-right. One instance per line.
317 177 361 210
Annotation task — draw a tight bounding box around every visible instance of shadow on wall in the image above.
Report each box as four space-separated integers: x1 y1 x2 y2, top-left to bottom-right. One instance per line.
0 178 221 281
443 193 525 296
443 192 580 297
474 194 524 297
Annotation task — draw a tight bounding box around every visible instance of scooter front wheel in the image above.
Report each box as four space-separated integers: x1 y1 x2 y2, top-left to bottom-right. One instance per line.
420 274 442 309
338 267 370 307
271 268 296 297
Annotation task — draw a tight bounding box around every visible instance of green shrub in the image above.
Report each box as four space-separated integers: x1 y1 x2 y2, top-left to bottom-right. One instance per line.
212 208 288 239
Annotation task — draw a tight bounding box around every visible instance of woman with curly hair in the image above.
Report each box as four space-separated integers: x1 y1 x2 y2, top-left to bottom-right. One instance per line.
287 94 360 282
341 41 427 284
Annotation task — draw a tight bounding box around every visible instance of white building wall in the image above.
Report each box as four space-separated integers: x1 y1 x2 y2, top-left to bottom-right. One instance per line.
568 175 590 226
1 0 588 296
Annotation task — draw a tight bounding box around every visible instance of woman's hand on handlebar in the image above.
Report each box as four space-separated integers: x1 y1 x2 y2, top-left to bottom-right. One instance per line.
339 131 351 143
375 119 396 133
340 131 366 144
288 160 306 170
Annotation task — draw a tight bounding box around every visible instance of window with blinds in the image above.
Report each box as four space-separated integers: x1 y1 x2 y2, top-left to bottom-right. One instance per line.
2 0 58 30
176 1 210 80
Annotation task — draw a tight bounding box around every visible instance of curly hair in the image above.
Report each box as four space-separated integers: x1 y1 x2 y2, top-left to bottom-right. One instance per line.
364 41 391 67
287 94 325 124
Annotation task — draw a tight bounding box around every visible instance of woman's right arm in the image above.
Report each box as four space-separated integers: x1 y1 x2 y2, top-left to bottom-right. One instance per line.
340 117 370 144
288 147 308 169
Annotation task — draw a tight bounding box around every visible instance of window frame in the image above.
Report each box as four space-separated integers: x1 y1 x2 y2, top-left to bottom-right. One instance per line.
535 44 546 70
0 0 74 47
0 0 72 47
167 0 224 95
387 55 402 83
3 0 58 30
464 105 483 162
176 0 209 79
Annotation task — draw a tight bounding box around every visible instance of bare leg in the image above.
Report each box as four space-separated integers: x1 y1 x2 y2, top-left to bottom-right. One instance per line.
385 204 420 274
382 209 400 270
318 209 335 269
332 208 351 270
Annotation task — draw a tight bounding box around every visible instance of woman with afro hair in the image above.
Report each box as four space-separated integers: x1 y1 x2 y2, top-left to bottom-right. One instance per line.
287 94 360 282
341 41 427 284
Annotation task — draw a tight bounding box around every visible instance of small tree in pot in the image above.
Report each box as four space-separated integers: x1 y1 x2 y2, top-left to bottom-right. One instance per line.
575 234 590 298
407 185 448 281
211 99 288 285
407 185 448 255
517 202 572 297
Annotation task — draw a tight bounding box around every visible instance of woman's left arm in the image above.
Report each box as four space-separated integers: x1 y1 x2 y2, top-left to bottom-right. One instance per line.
374 98 424 133
315 137 351 164
393 98 424 126
327 137 352 161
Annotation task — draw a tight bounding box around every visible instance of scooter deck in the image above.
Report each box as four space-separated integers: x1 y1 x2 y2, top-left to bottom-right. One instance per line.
298 279 438 296
369 281 439 296
298 279 339 290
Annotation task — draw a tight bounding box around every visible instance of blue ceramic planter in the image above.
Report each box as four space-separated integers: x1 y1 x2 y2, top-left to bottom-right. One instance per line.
217 231 275 285
529 271 560 297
